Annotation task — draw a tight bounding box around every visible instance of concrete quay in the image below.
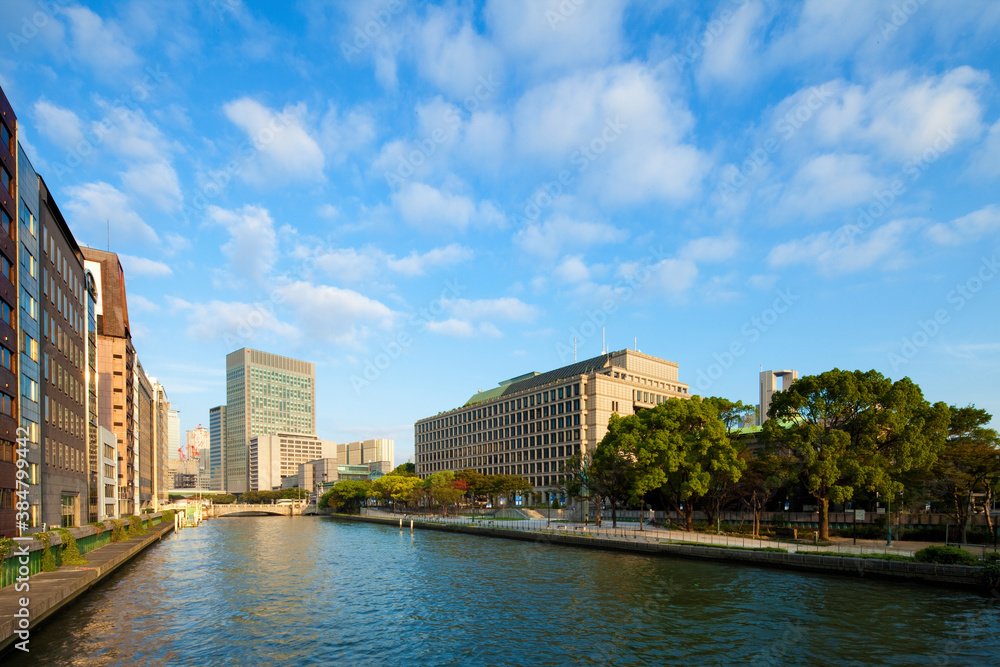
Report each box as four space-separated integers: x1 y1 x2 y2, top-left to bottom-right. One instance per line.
0 519 174 656
334 514 990 592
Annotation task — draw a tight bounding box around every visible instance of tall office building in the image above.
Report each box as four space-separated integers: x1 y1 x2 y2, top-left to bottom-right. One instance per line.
414 349 690 497
16 141 41 532
150 379 169 508
225 348 315 494
83 248 138 516
39 177 89 528
84 267 100 521
758 369 798 426
208 405 225 491
0 84 21 538
136 359 154 509
337 439 394 473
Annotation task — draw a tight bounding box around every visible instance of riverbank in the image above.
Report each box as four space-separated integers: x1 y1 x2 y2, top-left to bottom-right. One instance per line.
0 517 175 656
333 514 992 592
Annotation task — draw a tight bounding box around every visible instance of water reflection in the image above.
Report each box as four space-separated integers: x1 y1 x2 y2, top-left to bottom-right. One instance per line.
7 517 998 666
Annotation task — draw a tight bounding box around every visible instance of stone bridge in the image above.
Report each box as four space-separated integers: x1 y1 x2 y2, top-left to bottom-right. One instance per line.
208 503 317 517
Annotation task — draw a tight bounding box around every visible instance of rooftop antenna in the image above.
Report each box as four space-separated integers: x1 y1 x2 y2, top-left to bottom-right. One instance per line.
634 336 637 352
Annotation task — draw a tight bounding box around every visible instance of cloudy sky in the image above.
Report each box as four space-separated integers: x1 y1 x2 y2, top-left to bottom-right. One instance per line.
2 0 999 463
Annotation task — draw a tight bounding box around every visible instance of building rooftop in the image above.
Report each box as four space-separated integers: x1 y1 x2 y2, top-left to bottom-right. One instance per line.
463 351 622 406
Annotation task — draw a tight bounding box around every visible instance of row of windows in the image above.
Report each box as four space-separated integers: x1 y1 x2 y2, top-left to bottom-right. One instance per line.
1 120 11 155
418 383 584 434
44 396 85 439
1 164 12 198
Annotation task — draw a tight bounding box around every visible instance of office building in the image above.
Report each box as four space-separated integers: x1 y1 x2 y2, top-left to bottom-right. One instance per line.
225 348 315 493
16 141 41 532
84 266 100 521
249 432 333 491
337 439 393 472
758 369 798 426
39 177 89 528
184 425 208 487
297 457 338 499
150 379 169 508
414 349 690 497
84 248 138 516
208 405 225 491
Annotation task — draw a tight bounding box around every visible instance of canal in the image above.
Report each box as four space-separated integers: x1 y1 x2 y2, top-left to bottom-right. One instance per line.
8 517 999 666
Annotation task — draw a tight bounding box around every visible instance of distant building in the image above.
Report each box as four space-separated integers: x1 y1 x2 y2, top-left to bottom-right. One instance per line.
150 379 170 508
337 439 394 472
758 370 798 426
225 348 316 493
167 408 180 461
249 432 334 491
208 405 226 491
136 359 154 510
414 349 690 501
297 457 338 499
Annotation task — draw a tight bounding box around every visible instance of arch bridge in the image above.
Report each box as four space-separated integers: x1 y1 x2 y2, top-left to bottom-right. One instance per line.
208 503 317 517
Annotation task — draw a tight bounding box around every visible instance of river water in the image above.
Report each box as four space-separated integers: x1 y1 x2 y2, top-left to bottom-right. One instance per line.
8 517 999 666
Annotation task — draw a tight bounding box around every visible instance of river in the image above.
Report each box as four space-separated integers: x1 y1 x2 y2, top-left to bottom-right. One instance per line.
8 517 999 666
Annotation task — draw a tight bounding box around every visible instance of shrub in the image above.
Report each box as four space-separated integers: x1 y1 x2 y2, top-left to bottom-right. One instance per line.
55 528 87 566
161 509 175 523
981 551 1000 564
982 562 1000 590
111 519 127 542
39 532 57 571
914 545 980 566
126 515 147 536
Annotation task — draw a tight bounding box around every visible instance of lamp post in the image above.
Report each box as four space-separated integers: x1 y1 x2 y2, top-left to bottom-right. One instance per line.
887 491 892 547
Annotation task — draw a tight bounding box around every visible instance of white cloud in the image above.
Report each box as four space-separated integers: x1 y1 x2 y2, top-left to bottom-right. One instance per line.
768 219 913 275
679 235 740 263
698 0 767 84
926 205 1000 245
63 182 159 245
392 183 504 232
63 6 140 75
120 161 181 212
416 7 504 98
119 254 172 278
319 103 376 161
426 319 501 338
554 256 591 283
516 214 625 258
168 297 298 344
386 243 474 276
968 118 1000 180
776 153 882 220
647 258 699 294
128 295 159 312
223 98 325 184
443 297 538 323
33 100 85 149
278 281 395 347
311 247 382 283
207 205 277 282
485 0 626 74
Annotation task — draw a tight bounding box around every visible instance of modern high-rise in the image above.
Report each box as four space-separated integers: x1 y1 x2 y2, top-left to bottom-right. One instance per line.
136 359 154 509
414 349 690 498
150 379 170 507
0 84 21 538
16 141 41 532
758 369 798 426
39 177 89 528
208 405 226 491
225 348 315 493
84 248 138 516
85 267 100 521
337 439 394 474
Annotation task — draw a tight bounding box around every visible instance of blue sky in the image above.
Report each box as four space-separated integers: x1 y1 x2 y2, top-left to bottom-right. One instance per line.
2 0 999 464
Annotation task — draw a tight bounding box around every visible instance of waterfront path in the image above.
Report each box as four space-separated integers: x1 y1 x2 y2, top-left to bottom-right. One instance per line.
362 510 995 558
0 519 175 655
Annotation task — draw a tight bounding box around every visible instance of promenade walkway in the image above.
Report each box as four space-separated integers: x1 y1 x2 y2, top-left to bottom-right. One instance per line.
364 510 996 558
0 520 174 655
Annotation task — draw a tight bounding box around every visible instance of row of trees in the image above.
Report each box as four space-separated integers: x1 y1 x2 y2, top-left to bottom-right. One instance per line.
564 369 1000 541
318 468 534 515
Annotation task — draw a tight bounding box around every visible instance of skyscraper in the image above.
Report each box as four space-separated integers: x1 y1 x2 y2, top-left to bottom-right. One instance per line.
225 348 315 494
208 405 225 491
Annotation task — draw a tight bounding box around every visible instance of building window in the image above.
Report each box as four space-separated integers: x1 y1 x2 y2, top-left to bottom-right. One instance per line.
61 494 78 527
0 208 10 237
0 120 11 154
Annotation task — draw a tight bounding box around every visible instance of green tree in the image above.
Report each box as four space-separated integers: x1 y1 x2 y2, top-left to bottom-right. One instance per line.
426 471 464 516
455 469 490 506
642 397 743 532
321 480 372 514
588 413 644 527
371 473 424 510
764 369 950 539
734 450 789 538
393 462 416 475
931 405 1000 543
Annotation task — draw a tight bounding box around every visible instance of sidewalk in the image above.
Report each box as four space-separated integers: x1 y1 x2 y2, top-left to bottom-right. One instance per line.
0 520 174 655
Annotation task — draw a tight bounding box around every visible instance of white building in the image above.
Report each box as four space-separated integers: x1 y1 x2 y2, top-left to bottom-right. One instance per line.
249 433 335 491
98 426 118 520
298 458 339 499
337 439 394 472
